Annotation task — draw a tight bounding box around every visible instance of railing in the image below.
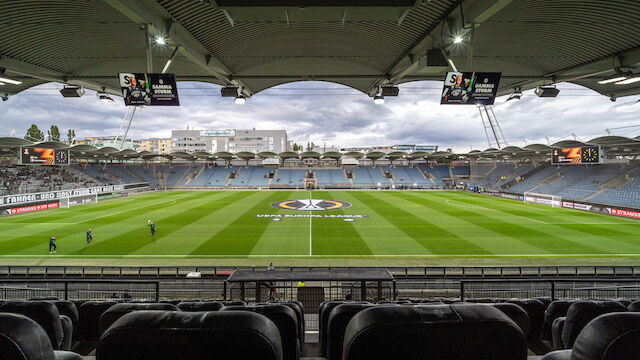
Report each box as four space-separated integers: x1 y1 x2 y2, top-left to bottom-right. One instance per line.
1 265 638 279
0 279 159 301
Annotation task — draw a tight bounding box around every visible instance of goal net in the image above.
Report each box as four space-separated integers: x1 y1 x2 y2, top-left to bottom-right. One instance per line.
65 194 98 208
58 198 69 208
524 192 562 208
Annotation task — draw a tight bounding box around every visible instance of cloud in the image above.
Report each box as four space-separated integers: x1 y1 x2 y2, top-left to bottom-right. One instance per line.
0 81 638 151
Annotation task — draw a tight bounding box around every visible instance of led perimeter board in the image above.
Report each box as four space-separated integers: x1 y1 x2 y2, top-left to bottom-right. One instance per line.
551 146 602 165
19 147 70 165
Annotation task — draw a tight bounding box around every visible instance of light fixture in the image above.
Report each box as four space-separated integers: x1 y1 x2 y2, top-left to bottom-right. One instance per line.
234 95 246 104
0 76 22 85
615 77 640 85
534 86 559 98
453 36 463 44
221 86 240 97
155 36 166 45
373 95 384 104
97 93 115 102
447 58 458 72
0 82 5 86
381 86 399 97
60 86 85 98
162 59 172 73
506 91 522 102
598 76 627 84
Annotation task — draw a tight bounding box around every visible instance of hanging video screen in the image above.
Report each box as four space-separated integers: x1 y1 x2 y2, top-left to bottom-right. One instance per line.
19 147 69 165
551 146 601 165
118 73 180 106
441 72 501 105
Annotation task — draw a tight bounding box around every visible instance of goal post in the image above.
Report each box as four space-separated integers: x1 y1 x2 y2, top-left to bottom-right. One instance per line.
66 193 98 207
524 192 562 208
58 198 69 208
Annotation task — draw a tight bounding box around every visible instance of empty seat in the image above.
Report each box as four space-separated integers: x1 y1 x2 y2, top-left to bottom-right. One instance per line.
327 303 375 360
343 304 527 360
78 301 117 342
268 300 305 348
627 300 640 312
557 301 627 349
99 303 179 335
542 300 574 341
507 299 546 342
177 301 224 312
0 300 65 350
0 313 83 360
542 313 640 360
222 304 299 360
97 310 282 360
490 303 531 337
319 300 352 356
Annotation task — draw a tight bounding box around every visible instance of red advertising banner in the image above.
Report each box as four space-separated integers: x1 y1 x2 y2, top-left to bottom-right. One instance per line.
8 202 59 215
609 208 640 219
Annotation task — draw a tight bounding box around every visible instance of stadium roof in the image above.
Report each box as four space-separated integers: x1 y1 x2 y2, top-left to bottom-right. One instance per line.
1 1 640 99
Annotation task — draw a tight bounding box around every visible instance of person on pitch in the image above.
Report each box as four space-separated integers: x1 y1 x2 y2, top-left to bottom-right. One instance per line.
86 228 92 244
148 220 156 236
49 236 57 254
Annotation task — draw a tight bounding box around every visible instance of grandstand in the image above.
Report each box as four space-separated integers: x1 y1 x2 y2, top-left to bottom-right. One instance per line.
2 0 640 359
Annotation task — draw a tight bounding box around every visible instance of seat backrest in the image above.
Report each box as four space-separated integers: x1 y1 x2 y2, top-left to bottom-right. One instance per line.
506 299 546 341
0 300 64 350
491 303 530 337
327 303 375 360
97 310 282 360
561 301 627 348
627 300 640 312
268 301 305 346
571 312 640 360
0 313 56 360
221 304 299 360
542 300 573 341
99 303 179 335
319 300 350 355
78 301 117 341
343 304 527 360
176 301 224 312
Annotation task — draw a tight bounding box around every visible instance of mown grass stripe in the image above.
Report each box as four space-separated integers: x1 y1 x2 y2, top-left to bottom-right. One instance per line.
190 191 293 255
350 191 491 255
311 191 373 255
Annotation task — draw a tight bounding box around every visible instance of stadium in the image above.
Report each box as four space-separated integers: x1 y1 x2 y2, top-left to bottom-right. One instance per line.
1 1 640 359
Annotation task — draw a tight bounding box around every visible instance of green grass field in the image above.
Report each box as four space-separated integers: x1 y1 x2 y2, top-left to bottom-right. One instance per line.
0 190 639 266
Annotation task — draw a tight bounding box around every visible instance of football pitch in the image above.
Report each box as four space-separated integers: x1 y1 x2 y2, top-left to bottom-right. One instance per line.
0 190 639 266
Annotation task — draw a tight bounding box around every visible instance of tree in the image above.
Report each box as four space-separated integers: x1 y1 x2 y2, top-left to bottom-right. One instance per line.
25 124 44 141
67 129 76 143
48 125 61 142
292 143 302 151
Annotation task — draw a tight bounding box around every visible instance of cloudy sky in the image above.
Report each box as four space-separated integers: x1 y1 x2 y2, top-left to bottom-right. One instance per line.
0 81 638 152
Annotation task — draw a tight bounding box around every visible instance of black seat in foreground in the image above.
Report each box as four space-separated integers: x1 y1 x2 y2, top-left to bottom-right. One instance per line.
78 301 117 342
221 304 299 360
97 310 282 360
506 299 546 342
98 303 179 335
319 300 352 356
490 303 531 337
268 300 305 347
343 304 527 360
0 300 66 350
627 300 640 312
557 300 627 349
327 303 375 360
542 300 574 341
542 312 640 360
0 313 83 360
176 301 224 312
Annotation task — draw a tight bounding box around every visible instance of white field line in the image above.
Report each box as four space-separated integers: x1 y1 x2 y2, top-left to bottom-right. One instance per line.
2 254 640 258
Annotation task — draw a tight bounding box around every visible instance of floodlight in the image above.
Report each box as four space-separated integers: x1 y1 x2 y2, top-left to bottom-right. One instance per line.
615 77 640 85
597 76 627 84
235 96 246 104
60 86 85 98
381 86 399 97
97 93 115 102
373 95 384 104
155 36 166 45
453 36 463 44
506 92 522 102
221 86 240 97
534 86 559 98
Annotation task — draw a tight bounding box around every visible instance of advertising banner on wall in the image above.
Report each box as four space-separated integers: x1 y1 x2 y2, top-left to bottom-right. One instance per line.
118 73 180 106
0 201 59 216
0 184 137 206
441 72 501 105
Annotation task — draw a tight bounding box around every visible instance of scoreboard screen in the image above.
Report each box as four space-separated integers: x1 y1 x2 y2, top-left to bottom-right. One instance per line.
551 146 601 165
19 147 70 165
